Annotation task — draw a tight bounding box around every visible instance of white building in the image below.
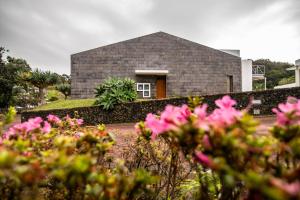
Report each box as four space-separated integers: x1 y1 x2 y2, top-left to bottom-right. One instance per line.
274 59 300 89
220 49 266 92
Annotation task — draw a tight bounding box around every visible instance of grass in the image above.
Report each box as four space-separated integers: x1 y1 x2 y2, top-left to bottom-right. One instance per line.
32 98 156 111
32 99 96 111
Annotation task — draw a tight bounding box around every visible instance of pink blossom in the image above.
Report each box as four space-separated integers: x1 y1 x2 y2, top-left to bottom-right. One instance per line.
194 104 208 120
160 104 191 126
215 95 237 109
272 98 300 126
209 107 242 127
42 121 51 133
47 114 61 124
145 105 191 139
74 132 84 139
2 117 44 140
202 134 212 149
194 104 209 130
195 151 214 168
145 113 169 140
271 178 300 196
76 119 84 126
26 117 43 132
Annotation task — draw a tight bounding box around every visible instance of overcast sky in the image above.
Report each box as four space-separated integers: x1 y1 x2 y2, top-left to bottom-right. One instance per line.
0 0 299 74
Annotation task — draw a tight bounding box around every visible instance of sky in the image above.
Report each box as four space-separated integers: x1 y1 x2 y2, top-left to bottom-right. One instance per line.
0 0 299 74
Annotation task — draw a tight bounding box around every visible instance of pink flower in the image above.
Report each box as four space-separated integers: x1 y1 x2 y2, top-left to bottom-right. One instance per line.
47 114 61 124
271 178 300 196
2 117 45 140
160 104 191 126
42 121 51 133
145 114 169 140
209 108 242 127
194 104 209 130
215 95 237 109
194 104 208 120
195 151 214 168
272 98 300 126
202 134 212 149
74 132 84 139
204 96 242 128
25 117 43 132
76 119 84 126
145 105 191 139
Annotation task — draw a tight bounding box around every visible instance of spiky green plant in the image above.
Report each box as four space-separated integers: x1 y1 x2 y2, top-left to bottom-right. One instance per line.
26 69 59 104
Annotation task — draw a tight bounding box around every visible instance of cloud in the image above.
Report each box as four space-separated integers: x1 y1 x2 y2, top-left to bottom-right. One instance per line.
0 0 299 74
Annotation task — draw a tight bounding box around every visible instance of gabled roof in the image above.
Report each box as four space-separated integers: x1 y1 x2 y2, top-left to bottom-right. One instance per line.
72 31 240 59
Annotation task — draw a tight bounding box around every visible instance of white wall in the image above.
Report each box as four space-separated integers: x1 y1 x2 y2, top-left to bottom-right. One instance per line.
242 59 253 91
296 67 300 87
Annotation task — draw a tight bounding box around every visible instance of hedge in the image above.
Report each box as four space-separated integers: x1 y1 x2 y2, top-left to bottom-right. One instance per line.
21 87 300 125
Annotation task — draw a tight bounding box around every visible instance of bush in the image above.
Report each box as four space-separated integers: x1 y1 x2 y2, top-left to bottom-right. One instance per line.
0 110 157 200
94 77 137 110
46 89 64 102
3 96 300 200
136 96 300 200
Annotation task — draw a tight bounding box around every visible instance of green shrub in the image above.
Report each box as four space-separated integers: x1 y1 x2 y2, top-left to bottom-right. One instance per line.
94 77 137 110
46 89 64 102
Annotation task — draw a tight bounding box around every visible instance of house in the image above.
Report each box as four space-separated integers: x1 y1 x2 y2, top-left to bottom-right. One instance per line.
274 59 300 89
71 32 242 99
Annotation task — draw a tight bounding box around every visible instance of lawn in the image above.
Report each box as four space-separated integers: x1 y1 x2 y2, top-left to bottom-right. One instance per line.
32 99 96 111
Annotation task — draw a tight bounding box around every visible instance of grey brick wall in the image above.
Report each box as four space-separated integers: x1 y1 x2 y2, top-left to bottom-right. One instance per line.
71 32 241 99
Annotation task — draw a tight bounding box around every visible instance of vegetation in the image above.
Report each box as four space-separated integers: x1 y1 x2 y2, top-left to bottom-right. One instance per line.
0 109 156 199
2 96 300 199
0 47 72 109
135 96 300 199
253 59 295 89
55 83 71 99
32 99 95 111
46 89 65 102
0 47 32 108
94 77 137 110
25 69 60 105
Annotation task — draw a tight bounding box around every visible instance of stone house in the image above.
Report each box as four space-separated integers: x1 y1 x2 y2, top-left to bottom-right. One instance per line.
71 32 241 99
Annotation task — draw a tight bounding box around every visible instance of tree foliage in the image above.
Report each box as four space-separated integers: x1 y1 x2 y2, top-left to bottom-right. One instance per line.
25 69 60 104
0 47 31 108
253 59 295 89
55 83 71 99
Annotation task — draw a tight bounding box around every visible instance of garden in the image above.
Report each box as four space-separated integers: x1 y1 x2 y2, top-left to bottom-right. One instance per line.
1 94 300 200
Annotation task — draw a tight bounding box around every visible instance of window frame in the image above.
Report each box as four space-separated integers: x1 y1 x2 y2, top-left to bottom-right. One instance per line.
136 83 151 98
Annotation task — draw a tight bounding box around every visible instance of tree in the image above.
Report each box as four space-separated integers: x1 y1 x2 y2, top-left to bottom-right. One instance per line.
0 48 31 108
55 83 71 99
253 59 295 89
26 69 59 105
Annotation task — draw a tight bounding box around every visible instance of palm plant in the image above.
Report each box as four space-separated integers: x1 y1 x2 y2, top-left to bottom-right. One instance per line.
26 69 59 105
55 83 71 99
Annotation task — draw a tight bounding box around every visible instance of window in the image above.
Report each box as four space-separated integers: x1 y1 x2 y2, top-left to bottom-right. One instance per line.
227 75 233 92
137 83 151 98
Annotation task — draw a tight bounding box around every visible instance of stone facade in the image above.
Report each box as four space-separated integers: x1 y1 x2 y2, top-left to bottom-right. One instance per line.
71 32 241 99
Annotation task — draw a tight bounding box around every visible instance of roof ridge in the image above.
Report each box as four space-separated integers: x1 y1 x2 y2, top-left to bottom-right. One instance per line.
155 32 240 58
71 31 163 56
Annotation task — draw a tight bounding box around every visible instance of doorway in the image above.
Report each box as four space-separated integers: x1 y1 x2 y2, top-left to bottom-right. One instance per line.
156 76 166 99
227 75 233 93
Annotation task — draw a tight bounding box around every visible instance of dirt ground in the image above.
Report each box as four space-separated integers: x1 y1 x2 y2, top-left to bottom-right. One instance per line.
104 116 276 154
105 115 276 135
